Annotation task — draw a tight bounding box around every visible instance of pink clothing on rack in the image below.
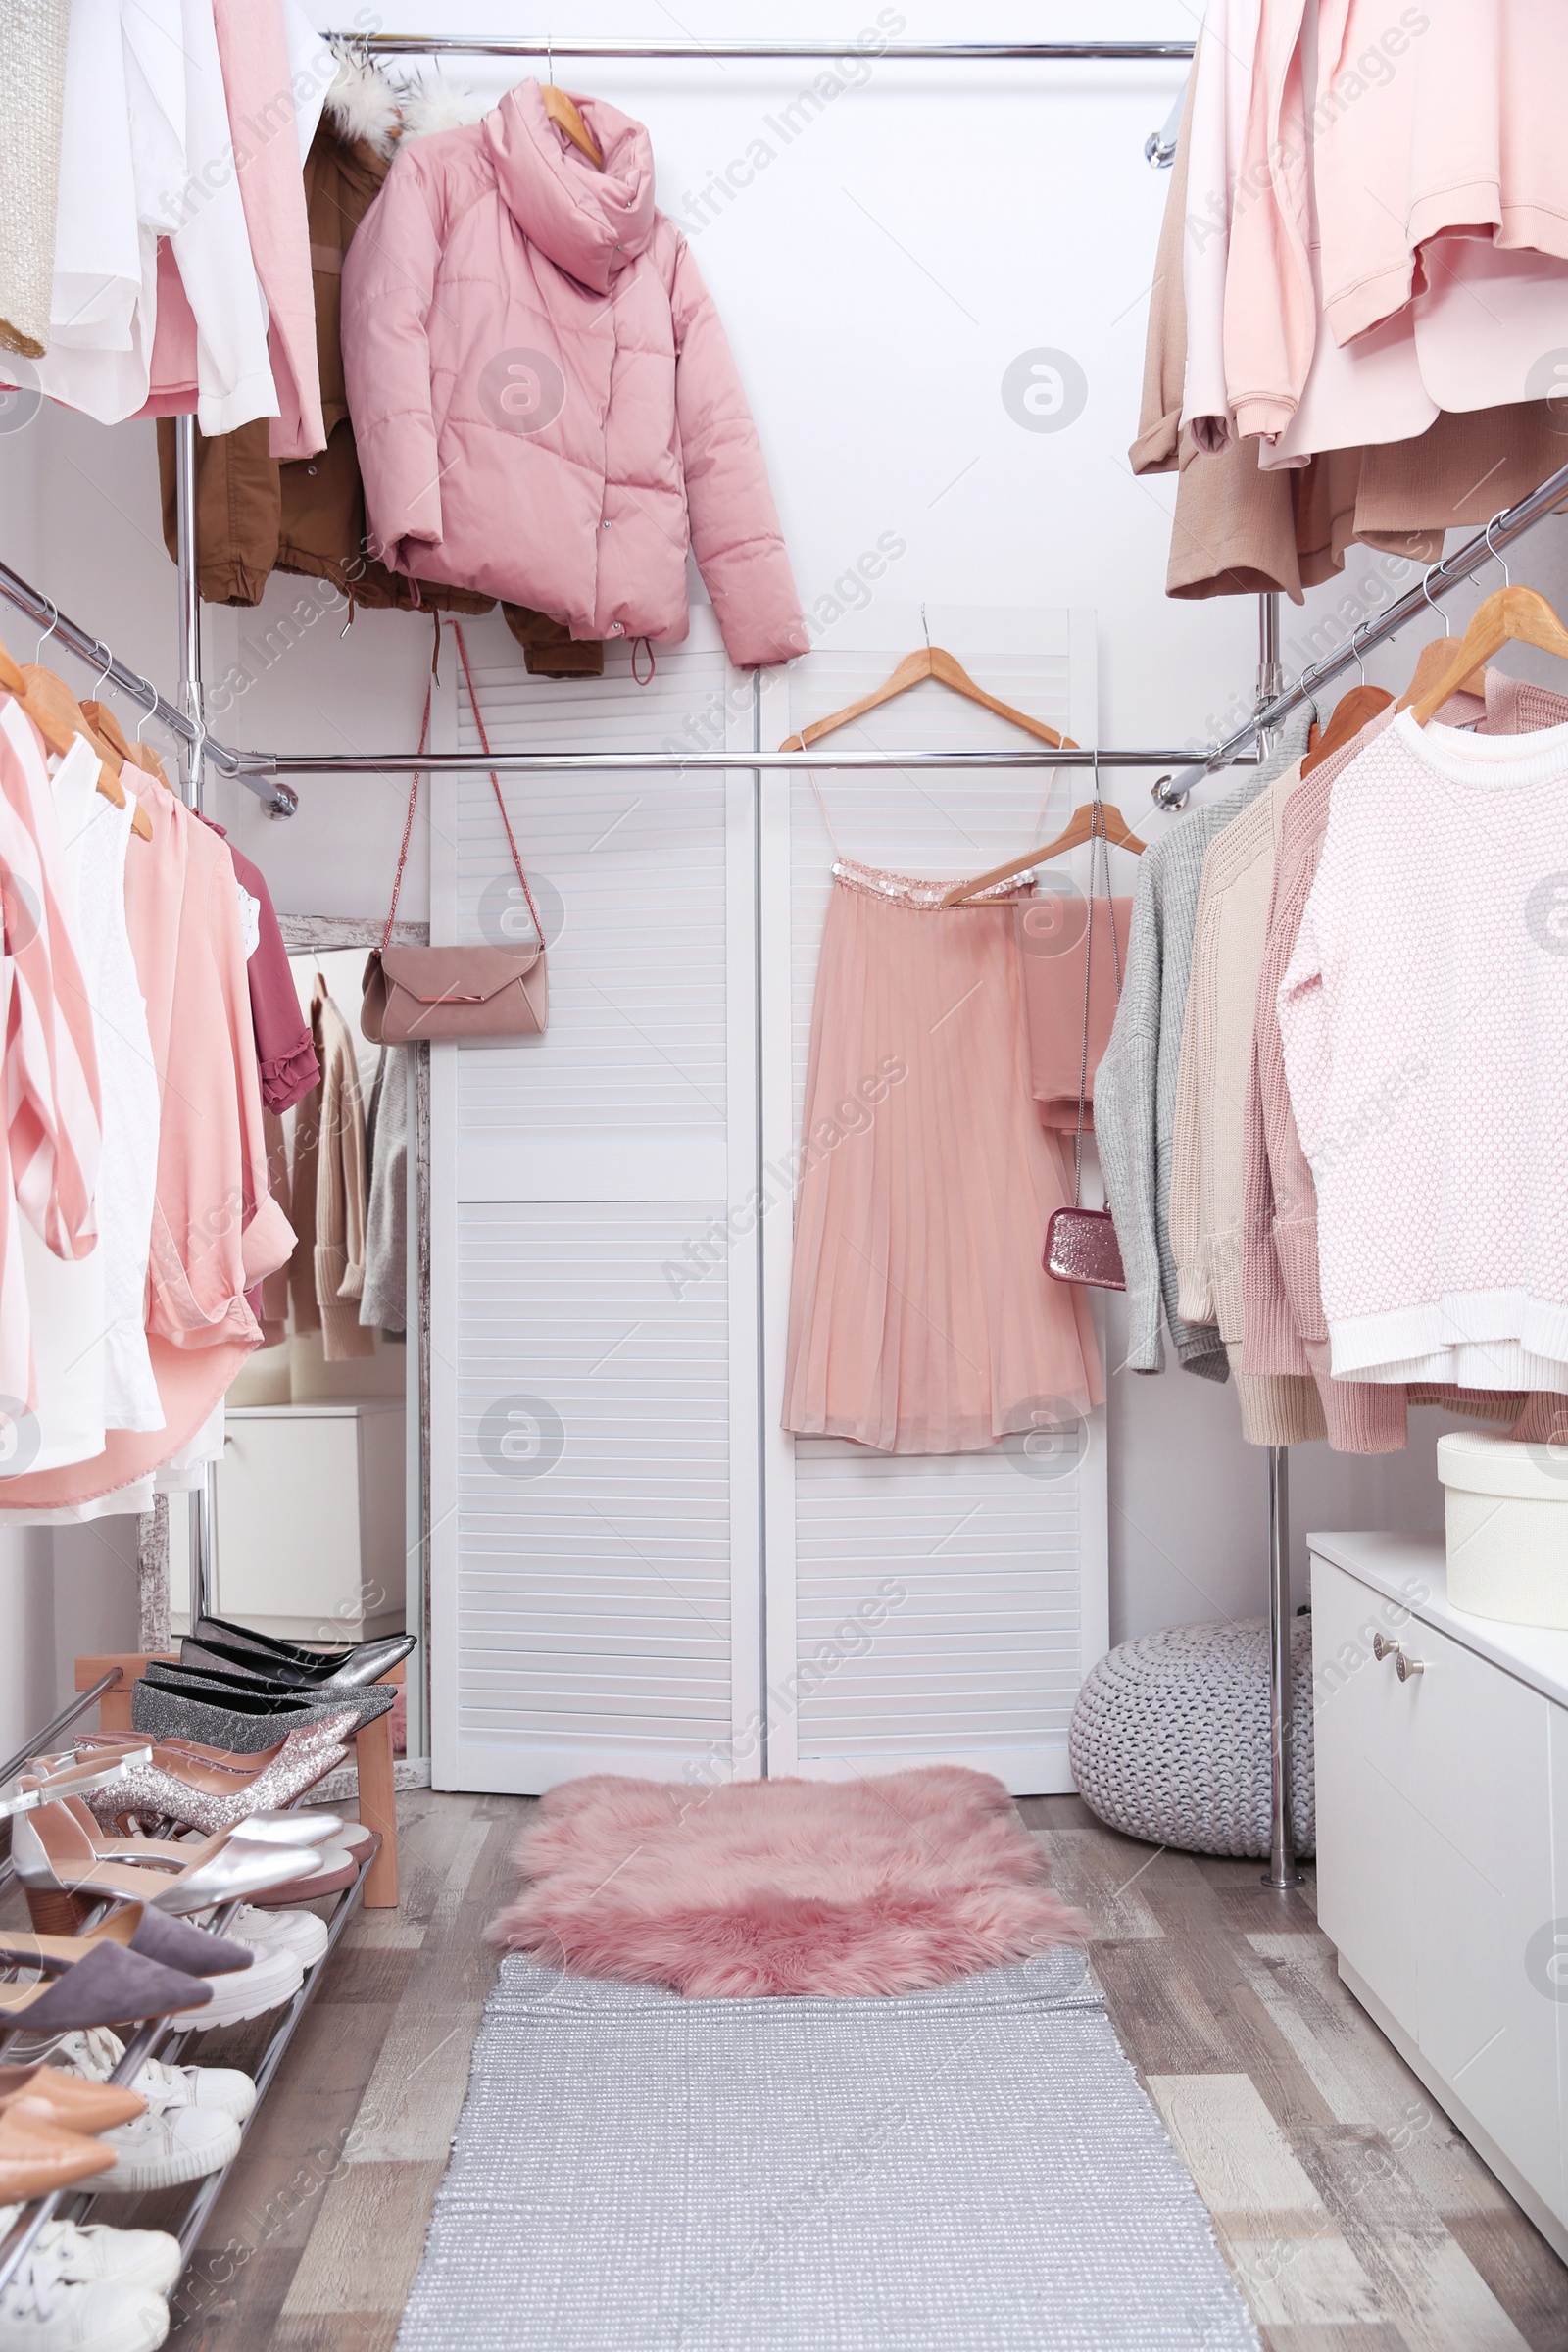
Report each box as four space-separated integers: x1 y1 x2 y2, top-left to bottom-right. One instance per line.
0 1334 250 1510
137 242 198 422
122 773 295 1349
137 0 324 445
0 698 101 1264
1223 0 1568 457
1241 670 1565 1441
1016 895 1132 1128
209 0 324 460
1279 701 1568 1390
782 862 1102 1455
197 817 318 1114
1313 0 1568 348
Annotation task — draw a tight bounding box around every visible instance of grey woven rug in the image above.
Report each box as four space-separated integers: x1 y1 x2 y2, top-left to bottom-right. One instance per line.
395 1947 1258 2351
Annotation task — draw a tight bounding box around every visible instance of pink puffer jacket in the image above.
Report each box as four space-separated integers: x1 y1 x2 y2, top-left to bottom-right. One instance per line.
341 81 807 668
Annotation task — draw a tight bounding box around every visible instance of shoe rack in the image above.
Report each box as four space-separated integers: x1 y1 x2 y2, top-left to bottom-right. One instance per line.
0 1655 404 2299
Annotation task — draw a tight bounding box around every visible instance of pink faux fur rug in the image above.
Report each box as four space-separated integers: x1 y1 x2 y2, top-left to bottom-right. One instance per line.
490 1766 1084 1998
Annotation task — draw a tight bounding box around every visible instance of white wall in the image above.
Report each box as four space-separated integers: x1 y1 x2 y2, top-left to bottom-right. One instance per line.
1 0 1564 1753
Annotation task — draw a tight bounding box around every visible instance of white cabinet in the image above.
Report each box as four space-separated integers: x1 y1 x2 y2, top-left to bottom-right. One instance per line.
210 1403 406 1642
1311 1532 1568 2260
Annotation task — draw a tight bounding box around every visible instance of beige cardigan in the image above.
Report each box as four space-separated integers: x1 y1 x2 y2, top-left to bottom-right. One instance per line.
292 989 373 1361
1169 761 1326 1446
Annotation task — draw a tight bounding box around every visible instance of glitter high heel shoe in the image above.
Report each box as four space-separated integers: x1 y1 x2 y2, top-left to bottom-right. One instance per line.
45 1724 353 1837
131 1667 396 1755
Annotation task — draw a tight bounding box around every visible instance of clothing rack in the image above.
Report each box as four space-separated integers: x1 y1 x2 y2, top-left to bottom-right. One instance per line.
225 453 1568 784
0 555 298 820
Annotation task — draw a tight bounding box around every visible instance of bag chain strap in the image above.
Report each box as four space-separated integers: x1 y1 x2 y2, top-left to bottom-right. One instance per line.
379 621 547 957
1070 749 1125 1207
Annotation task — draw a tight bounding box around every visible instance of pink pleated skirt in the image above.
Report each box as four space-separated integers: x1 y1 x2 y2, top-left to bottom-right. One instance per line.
782 859 1103 1455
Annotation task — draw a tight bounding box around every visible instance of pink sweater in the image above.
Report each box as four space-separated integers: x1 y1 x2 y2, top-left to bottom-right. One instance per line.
1240 672 1563 1444
1278 698 1568 1391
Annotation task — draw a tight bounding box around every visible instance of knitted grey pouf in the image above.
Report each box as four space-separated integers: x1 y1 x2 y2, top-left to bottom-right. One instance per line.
1068 1616 1314 1859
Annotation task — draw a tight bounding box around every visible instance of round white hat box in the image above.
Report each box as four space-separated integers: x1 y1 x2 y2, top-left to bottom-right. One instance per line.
1436 1432 1568 1628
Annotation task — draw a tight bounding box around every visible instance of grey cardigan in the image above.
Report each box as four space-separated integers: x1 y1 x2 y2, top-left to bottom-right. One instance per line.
1095 707 1314 1379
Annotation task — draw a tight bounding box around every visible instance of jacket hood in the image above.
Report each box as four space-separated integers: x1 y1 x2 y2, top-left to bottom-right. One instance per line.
484 81 657 293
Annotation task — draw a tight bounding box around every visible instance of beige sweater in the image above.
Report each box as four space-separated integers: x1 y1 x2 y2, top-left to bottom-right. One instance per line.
1169 760 1325 1446
302 990 374 1361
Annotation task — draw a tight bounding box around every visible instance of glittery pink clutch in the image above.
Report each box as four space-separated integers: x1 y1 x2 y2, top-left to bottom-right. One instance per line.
1044 1204 1125 1290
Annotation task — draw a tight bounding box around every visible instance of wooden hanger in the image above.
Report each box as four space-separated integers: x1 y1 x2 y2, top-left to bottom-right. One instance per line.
1410 585 1568 724
541 82 603 168
0 638 81 764
83 698 173 796
1299 682 1392 775
782 643 1072 755
940 794 1146 906
1396 630 1486 715
16 660 153 840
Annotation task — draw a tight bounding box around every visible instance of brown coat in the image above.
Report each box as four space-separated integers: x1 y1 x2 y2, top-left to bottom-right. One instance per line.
157 88 602 676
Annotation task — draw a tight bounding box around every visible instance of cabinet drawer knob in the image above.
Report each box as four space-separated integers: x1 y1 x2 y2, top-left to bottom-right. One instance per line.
1395 1651 1425 1681
1372 1633 1401 1661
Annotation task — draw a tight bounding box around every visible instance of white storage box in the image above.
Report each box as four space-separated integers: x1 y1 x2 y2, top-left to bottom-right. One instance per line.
1436 1431 1568 1628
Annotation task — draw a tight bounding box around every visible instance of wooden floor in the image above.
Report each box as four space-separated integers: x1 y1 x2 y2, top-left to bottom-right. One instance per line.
154 1788 1567 2351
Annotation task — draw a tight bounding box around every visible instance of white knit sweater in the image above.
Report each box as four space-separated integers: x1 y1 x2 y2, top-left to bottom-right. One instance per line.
1279 709 1568 1391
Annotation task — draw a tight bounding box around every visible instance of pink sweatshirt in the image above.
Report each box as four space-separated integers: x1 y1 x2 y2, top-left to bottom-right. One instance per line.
1278 700 1568 1391
1224 1 1568 449
123 776 295 1349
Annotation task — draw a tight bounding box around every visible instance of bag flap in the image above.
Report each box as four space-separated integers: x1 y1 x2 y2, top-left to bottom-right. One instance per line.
378 944 541 1005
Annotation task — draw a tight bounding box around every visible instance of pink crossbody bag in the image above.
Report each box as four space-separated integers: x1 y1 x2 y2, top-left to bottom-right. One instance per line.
1043 786 1126 1291
362 624 550 1045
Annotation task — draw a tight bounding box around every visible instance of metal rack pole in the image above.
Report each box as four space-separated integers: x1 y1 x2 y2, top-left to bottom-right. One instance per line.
341 34 1196 61
1263 1445 1300 1889
3 449 1559 794
0 1671 122 1790
0 560 295 815
1250 591 1302 1894
173 418 214 1635
1154 456 1568 805
227 446 1568 784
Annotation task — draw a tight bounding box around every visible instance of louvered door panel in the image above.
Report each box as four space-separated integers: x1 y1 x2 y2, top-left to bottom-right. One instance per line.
429 613 760 1792
760 607 1108 1793
453 1203 732 1776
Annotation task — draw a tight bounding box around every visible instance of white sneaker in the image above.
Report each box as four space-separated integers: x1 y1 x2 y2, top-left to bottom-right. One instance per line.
230 1905 328 1970
164 1938 302 2032
92 2107 240 2195
122 2057 255 2127
27 2229 178 2299
23 2035 256 2127
0 2231 168 2349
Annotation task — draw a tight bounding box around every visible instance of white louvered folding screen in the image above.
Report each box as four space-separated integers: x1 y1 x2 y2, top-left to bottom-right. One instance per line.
430 603 1106 1796
428 610 762 1792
